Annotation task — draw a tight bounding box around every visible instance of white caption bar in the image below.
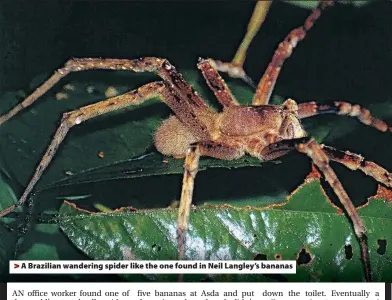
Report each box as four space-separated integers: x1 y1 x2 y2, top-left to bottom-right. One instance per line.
8 282 385 300
9 260 296 274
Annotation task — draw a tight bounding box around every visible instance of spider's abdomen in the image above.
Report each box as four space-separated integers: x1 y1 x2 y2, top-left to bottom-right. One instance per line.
219 105 283 137
154 115 198 156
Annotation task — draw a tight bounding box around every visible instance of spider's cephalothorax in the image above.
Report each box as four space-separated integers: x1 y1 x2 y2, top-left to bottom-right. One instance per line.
0 0 391 282
154 94 306 161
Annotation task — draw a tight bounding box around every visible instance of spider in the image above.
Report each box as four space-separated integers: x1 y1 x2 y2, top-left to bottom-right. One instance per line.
208 0 272 87
0 0 391 282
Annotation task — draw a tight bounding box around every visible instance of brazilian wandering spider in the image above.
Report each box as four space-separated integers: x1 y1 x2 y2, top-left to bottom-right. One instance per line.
0 0 391 282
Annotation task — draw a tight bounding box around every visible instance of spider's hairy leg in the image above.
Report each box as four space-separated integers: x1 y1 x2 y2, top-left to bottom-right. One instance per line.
322 145 392 189
296 138 371 282
177 141 244 263
0 57 212 127
253 0 334 105
0 81 209 218
197 58 240 107
297 100 392 186
178 145 200 267
209 1 272 88
0 71 65 125
298 101 392 133
261 137 371 281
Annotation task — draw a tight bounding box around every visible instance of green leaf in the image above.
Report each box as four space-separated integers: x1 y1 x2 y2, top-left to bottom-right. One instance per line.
0 173 19 211
0 174 21 279
14 222 101 281
16 223 81 261
59 177 392 282
0 225 14 277
46 153 268 190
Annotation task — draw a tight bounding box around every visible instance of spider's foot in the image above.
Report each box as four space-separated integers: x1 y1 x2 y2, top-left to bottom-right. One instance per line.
208 59 256 89
177 227 187 282
177 227 186 260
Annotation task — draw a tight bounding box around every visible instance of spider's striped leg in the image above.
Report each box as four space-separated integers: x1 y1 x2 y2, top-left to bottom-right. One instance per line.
0 81 210 218
177 141 244 278
322 145 392 189
0 57 213 126
297 100 392 188
197 58 240 107
298 101 392 133
209 1 272 88
253 1 334 105
260 137 371 282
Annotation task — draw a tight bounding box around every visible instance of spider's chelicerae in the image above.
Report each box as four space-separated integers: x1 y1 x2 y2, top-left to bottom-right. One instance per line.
0 0 391 282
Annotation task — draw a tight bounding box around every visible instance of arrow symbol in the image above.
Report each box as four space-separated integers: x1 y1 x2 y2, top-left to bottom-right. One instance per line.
14 263 20 268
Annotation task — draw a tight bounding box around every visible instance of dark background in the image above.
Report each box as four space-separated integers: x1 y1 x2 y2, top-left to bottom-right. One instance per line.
0 0 391 101
0 0 392 282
